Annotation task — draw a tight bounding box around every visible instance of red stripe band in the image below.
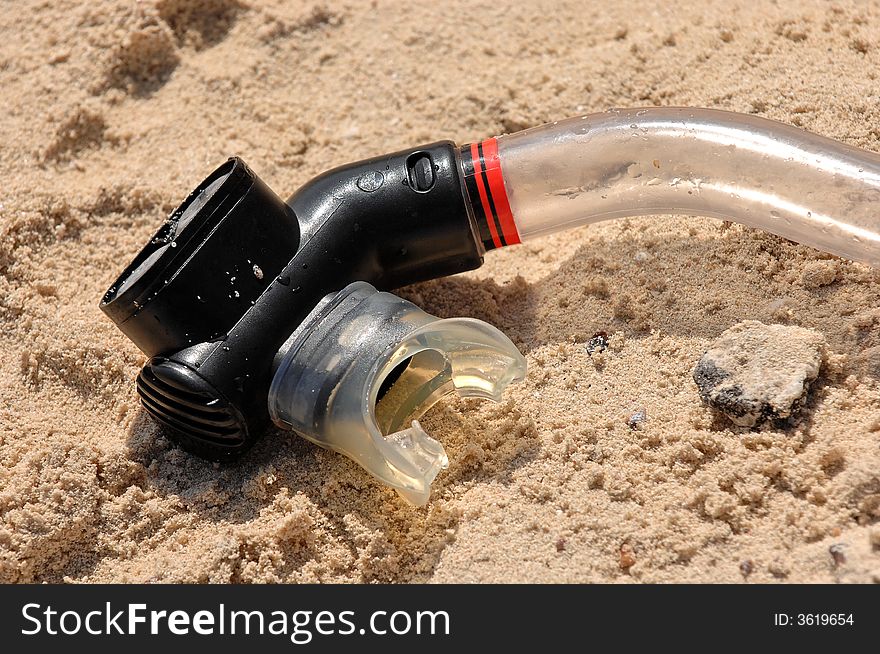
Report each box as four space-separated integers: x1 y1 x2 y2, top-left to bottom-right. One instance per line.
478 138 521 246
470 142 503 249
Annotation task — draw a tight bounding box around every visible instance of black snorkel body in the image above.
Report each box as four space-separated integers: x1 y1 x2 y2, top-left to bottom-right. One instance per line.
101 142 499 468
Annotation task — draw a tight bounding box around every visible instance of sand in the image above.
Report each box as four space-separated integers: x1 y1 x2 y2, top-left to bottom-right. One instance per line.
1 0 879 583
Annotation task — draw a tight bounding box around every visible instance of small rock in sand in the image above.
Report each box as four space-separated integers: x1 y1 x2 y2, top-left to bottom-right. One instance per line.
627 407 647 430
693 320 826 427
586 331 609 356
800 260 838 289
829 543 847 567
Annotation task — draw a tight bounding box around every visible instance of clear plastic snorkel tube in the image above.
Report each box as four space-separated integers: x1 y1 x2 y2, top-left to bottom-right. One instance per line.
493 107 880 265
103 107 880 508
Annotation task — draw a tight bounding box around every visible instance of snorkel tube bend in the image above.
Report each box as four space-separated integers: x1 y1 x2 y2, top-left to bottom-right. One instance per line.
101 107 880 504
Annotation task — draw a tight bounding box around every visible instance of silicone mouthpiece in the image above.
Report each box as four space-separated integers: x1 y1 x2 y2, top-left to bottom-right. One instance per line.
268 282 527 505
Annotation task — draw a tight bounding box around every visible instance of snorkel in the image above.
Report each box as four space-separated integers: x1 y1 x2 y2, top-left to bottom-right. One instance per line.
100 107 880 505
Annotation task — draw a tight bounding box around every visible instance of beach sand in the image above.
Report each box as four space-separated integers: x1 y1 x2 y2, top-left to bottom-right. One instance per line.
1 0 879 583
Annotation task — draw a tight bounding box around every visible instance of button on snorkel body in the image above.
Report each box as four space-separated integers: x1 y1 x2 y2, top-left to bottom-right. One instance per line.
406 152 435 192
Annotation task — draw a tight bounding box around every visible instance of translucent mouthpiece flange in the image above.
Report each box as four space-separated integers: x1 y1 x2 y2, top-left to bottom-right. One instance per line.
268 282 527 505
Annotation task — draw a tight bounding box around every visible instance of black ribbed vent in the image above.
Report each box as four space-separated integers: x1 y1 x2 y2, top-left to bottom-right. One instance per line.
136 362 244 448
